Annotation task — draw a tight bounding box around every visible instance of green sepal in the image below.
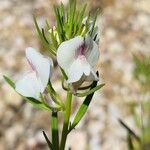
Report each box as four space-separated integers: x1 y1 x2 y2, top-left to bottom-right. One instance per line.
42 131 54 150
47 81 65 109
90 9 99 36
61 77 68 91
61 78 97 91
40 93 62 112
75 84 105 97
69 80 102 132
60 68 68 80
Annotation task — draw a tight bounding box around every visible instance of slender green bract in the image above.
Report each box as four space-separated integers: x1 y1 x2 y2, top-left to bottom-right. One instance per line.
3 75 15 89
75 84 105 97
70 80 99 132
43 131 53 149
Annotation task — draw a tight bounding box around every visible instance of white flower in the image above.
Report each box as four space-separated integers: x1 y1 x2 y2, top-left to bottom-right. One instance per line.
57 36 99 91
15 47 53 99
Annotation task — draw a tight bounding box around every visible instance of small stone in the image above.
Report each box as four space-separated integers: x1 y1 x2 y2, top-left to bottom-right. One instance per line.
108 41 124 53
4 124 24 148
0 0 12 10
67 130 87 150
105 28 117 40
2 83 22 107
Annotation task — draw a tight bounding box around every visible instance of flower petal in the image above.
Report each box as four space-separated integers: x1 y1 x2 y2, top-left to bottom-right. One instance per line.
57 36 84 72
86 69 99 81
67 58 91 83
15 72 43 99
26 47 53 89
85 36 100 67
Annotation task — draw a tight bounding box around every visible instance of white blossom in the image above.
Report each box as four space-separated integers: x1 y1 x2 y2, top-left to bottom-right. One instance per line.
57 36 99 91
15 47 53 99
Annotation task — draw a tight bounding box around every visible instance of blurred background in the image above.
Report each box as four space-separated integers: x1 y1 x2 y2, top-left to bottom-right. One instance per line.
0 0 150 149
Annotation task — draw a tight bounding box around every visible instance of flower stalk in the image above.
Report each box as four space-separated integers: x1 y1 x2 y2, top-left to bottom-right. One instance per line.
4 0 104 150
60 91 72 150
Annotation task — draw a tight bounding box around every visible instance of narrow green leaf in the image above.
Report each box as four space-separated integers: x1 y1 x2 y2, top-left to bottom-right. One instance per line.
41 28 49 44
3 75 15 89
90 9 99 36
69 80 98 131
77 4 87 35
50 28 58 48
81 14 90 36
51 112 59 150
33 16 56 56
33 16 48 47
73 11 79 35
45 20 51 29
43 131 54 150
128 133 134 150
54 6 64 42
60 2 65 23
24 97 51 111
68 0 76 37
119 119 140 142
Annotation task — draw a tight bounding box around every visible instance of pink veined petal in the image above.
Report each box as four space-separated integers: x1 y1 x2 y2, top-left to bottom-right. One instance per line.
15 72 44 99
57 35 99 86
57 36 84 72
67 58 91 83
26 47 53 89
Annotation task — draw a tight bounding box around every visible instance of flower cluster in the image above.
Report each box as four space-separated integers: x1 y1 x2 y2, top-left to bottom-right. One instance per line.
4 1 104 149
15 47 53 99
15 34 99 99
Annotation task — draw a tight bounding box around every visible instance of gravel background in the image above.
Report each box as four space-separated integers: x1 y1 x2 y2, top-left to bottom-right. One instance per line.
0 0 150 149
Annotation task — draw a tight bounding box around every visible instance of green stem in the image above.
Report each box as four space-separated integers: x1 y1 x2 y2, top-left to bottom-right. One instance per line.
60 92 72 150
51 112 59 150
140 102 145 150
